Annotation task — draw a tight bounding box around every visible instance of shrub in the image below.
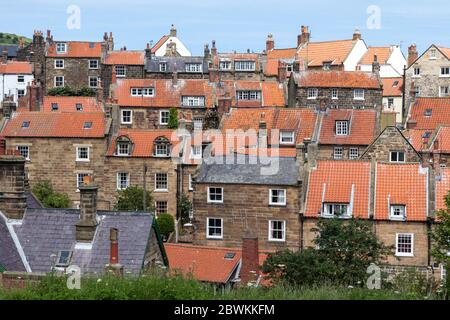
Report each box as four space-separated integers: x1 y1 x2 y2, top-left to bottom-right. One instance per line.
47 86 96 97
114 186 153 212
32 181 71 209
167 108 178 129
157 213 175 240
32 181 53 202
178 193 192 224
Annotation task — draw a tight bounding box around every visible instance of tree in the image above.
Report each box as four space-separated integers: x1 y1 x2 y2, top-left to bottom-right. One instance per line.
431 191 450 298
114 186 154 212
157 213 175 240
167 108 178 129
262 218 394 287
178 193 192 224
32 181 71 209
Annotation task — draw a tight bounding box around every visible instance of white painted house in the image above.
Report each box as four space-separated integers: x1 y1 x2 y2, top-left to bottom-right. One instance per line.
0 61 34 103
358 46 406 78
151 25 191 57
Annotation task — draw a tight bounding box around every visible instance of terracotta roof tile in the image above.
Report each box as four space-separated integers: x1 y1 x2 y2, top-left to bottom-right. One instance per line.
296 39 355 67
305 160 371 218
151 35 170 53
42 96 103 112
318 109 377 145
104 51 145 65
437 46 450 60
382 78 403 97
408 98 450 130
359 47 392 65
436 168 450 211
375 163 428 221
293 71 381 89
47 41 102 58
1 112 106 138
218 80 285 107
267 48 297 60
403 129 431 152
0 61 32 74
430 126 450 153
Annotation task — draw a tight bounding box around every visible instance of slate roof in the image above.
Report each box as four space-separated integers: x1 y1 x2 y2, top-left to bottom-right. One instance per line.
0 45 18 58
0 213 26 272
145 56 208 73
196 155 299 186
9 209 154 275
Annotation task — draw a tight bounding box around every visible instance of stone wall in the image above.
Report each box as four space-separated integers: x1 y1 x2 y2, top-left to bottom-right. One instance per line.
316 144 367 160
102 64 145 100
0 155 27 219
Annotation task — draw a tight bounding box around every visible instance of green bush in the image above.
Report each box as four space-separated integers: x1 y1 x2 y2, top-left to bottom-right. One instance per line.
47 86 96 97
178 193 192 224
167 108 178 129
157 213 175 239
32 181 53 202
114 186 153 212
32 181 71 209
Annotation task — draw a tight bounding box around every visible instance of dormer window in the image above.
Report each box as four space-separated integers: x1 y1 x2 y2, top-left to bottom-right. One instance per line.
154 136 171 157
322 203 350 218
236 90 261 101
159 62 167 72
116 136 132 156
185 63 202 73
182 96 205 107
131 87 154 97
336 120 349 135
323 62 332 70
235 60 255 71
219 60 232 70
56 42 67 54
76 103 83 111
280 131 295 144
51 103 59 111
390 205 406 221
286 63 294 72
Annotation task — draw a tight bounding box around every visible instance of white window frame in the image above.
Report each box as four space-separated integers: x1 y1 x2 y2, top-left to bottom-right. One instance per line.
191 145 203 159
89 60 99 69
439 86 450 97
280 131 295 145
159 110 169 125
336 121 349 136
354 89 365 100
185 63 202 73
159 62 167 72
440 67 450 77
76 173 90 191
182 96 205 107
121 109 132 124
349 147 359 160
219 60 232 70
334 146 343 160
307 88 318 100
395 233 414 257
155 173 168 192
206 217 223 239
76 146 90 162
154 143 169 157
234 60 256 71
54 76 64 87
390 151 405 163
414 86 420 97
56 42 67 54
188 174 193 191
331 88 338 99
268 220 286 242
207 187 223 203
115 65 126 77
17 89 25 99
193 118 203 130
117 142 130 156
429 49 437 60
16 145 30 160
322 203 350 218
236 90 261 101
413 67 421 77
269 189 286 206
54 59 64 69
390 205 406 221
88 76 99 88
131 87 155 97
116 172 130 190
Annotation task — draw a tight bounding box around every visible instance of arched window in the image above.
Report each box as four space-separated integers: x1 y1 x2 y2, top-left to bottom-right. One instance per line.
116 135 132 156
154 136 171 157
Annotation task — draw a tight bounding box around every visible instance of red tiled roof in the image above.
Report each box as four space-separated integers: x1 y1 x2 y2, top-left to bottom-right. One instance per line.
47 41 102 58
104 51 145 65
408 98 450 130
114 78 214 108
437 46 450 60
165 243 269 284
305 160 371 218
436 168 450 211
403 129 431 152
218 80 285 107
267 48 297 60
293 71 381 89
0 61 32 74
151 35 170 53
374 163 428 221
382 78 403 97
318 109 377 146
431 126 450 153
264 59 280 76
1 112 106 138
42 96 103 112
297 39 355 67
359 47 392 65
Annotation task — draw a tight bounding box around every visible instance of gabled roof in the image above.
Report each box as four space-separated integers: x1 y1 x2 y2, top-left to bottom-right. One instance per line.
438 46 450 60
1 112 108 138
374 163 428 221
267 48 297 60
104 51 145 65
42 96 103 112
403 129 432 152
318 109 377 146
359 46 392 65
0 212 26 272
407 98 450 130
296 39 356 67
145 56 208 73
429 126 450 153
436 168 450 211
113 78 214 108
0 61 32 74
219 80 285 107
47 41 102 58
382 78 403 97
292 71 381 89
304 160 371 218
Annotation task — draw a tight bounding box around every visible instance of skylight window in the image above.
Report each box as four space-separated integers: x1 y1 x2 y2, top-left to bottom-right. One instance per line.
55 250 73 267
51 103 59 111
76 103 83 111
22 121 30 128
224 252 236 260
83 121 93 129
424 109 432 117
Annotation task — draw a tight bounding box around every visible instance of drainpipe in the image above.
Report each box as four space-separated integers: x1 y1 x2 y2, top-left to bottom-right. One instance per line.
426 217 433 266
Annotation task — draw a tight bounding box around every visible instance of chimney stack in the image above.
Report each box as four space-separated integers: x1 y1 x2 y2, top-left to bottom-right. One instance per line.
108 32 114 51
145 42 152 59
105 228 124 276
352 28 361 41
266 33 274 52
75 176 98 243
408 44 418 68
0 154 27 220
372 54 380 76
240 233 259 286
96 79 104 104
172 71 178 86
204 43 210 59
258 114 268 149
211 40 217 56
170 24 177 37
45 29 53 44
297 26 310 47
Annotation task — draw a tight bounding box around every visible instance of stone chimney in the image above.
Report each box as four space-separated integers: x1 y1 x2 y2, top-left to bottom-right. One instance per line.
204 44 210 59
108 32 114 51
258 115 268 148
408 44 418 68
1 47 8 64
145 42 152 59
0 155 27 220
96 79 104 104
372 54 380 76
170 24 177 37
353 28 362 41
45 29 53 44
266 34 274 52
172 71 178 86
105 228 124 276
211 40 217 56
240 233 259 286
1 99 16 118
75 176 98 243
278 61 287 82
297 26 310 47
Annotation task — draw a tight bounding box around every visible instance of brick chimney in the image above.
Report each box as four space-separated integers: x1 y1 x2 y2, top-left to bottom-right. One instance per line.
204 43 210 59
266 34 274 52
0 155 27 220
45 29 53 44
408 44 418 68
240 233 259 286
96 79 104 103
258 114 268 148
297 26 310 47
108 32 114 51
406 119 417 129
27 80 42 112
75 176 98 243
278 61 287 82
217 97 232 114
105 228 124 276
1 47 8 64
145 42 152 59
352 28 361 41
170 24 177 37
172 71 178 86
211 40 217 56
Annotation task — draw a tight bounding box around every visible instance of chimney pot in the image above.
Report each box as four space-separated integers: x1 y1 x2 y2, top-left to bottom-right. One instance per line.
353 28 361 41
110 228 119 265
297 25 310 47
266 33 274 52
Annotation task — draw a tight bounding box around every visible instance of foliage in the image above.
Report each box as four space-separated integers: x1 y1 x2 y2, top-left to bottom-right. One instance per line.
178 193 192 224
0 273 437 300
167 108 178 129
203 109 221 129
32 181 71 209
431 190 450 298
0 32 31 45
114 186 153 212
47 86 96 97
385 268 439 299
157 213 175 239
263 218 394 287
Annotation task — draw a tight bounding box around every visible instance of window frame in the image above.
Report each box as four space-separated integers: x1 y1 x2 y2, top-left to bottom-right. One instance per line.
16 145 30 160
116 142 131 156
333 146 343 160
116 172 130 190
395 233 414 257
279 131 295 145
89 60 99 69
207 187 224 204
56 42 67 54
185 63 203 73
188 174 193 191
390 150 406 163
154 173 168 192
115 65 126 77
234 60 256 71
335 121 349 136
76 146 90 162
159 110 169 125
206 217 223 239
269 189 287 206
439 86 450 97
159 62 167 72
307 88 319 100
331 88 338 99
121 109 133 124
390 205 407 221
322 203 350 218
54 76 64 87
76 173 90 191
349 147 359 160
268 220 286 242
54 59 65 69
354 89 365 100
88 76 99 88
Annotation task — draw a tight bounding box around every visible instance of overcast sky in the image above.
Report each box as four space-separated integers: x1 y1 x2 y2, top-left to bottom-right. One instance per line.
1 0 449 56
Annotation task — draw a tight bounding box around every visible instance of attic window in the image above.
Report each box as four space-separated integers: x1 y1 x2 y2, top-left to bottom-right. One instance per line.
51 103 59 111
424 109 432 117
55 250 73 267
224 252 236 260
22 121 30 128
336 121 349 135
56 42 67 54
393 81 399 87
390 205 406 221
322 203 350 218
83 121 93 129
89 42 95 48
76 103 83 111
323 61 332 70
154 136 171 157
422 132 431 139
116 136 132 156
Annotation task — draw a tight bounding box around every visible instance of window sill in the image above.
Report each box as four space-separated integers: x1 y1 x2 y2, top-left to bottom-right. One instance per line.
269 203 287 207
395 253 414 257
206 237 223 240
268 239 286 243
389 217 406 222
154 189 169 193
207 201 224 204
76 159 90 162
353 98 365 101
307 97 318 100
